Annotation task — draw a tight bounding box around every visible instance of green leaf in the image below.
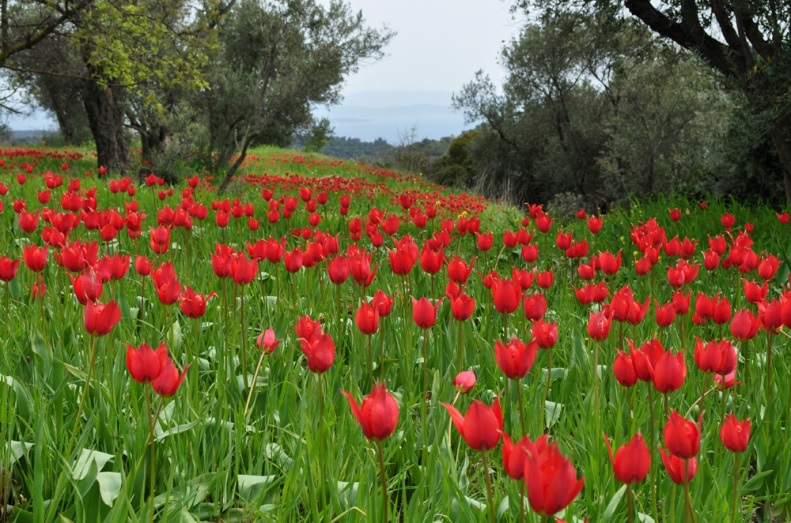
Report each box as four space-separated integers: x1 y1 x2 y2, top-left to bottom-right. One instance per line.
545 401 563 428
155 420 200 442
603 484 627 519
97 471 123 506
72 448 115 480
496 495 510 521
8 440 33 465
742 469 773 492
31 330 51 378
237 474 276 502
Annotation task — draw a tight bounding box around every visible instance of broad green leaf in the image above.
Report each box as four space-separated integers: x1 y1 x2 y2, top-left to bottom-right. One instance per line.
237 474 276 502
73 448 115 480
97 471 123 506
603 484 627 519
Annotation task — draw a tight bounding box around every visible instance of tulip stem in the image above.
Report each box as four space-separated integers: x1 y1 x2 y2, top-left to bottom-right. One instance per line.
367 334 374 390
519 481 525 523
317 372 326 512
240 284 249 391
244 350 267 416
731 452 739 523
516 379 526 436
648 386 659 523
421 329 429 478
67 335 98 457
766 333 774 418
542 347 552 433
376 441 389 523
627 483 634 523
193 317 200 407
146 387 156 522
683 459 697 523
481 450 496 523
456 320 464 371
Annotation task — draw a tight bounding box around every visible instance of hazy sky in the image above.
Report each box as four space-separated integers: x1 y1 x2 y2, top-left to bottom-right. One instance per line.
6 0 522 131
336 0 521 95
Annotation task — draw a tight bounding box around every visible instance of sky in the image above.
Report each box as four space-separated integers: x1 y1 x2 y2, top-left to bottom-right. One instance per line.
5 0 523 136
332 0 521 95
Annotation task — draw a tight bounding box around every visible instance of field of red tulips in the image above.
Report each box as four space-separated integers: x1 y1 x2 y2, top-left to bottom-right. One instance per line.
1 145 790 522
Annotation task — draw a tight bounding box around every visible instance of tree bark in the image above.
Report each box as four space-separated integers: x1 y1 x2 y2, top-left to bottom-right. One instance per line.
768 114 791 206
82 77 129 174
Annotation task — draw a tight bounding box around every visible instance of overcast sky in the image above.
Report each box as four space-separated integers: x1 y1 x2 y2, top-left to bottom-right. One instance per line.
6 0 522 131
336 0 521 95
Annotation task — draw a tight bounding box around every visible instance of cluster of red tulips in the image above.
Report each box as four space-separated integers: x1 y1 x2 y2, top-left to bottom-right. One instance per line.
1 146 789 521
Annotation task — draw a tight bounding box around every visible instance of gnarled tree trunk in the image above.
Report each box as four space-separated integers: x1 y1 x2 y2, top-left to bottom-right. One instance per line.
768 114 791 206
82 77 129 174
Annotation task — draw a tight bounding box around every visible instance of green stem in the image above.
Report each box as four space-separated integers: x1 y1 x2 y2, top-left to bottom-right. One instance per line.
648 386 659 523
519 481 525 523
481 450 496 523
766 333 774 414
456 320 464 371
317 373 326 516
421 328 429 474
516 378 526 436
67 336 99 455
730 451 740 523
377 441 389 523
146 387 156 522
542 347 552 433
244 350 267 416
627 483 634 523
241 284 249 391
367 334 374 390
684 459 697 523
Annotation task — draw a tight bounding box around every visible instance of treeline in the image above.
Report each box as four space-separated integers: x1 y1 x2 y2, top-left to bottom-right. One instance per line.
435 8 791 210
0 0 392 191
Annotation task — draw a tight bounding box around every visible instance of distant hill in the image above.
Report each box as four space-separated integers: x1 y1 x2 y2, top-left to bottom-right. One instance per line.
313 90 473 143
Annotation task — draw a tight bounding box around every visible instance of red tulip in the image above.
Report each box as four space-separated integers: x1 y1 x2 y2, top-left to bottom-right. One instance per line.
454 370 476 393
342 384 399 441
531 319 558 348
597 250 621 275
758 255 779 280
68 271 103 304
587 309 612 341
355 302 379 335
126 343 168 383
663 410 701 459
613 350 638 387
447 256 476 283
256 328 281 354
449 293 475 321
412 297 443 329
659 447 697 484
0 256 21 282
502 433 544 480
295 315 322 344
491 278 522 314
693 337 736 375
587 216 603 234
23 244 48 272
655 301 676 327
151 357 189 397
669 208 681 221
327 256 349 284
523 439 584 517
730 309 760 341
672 290 690 315
604 432 650 484
372 290 394 317
652 350 686 393
536 270 553 289
419 245 444 275
299 332 335 373
442 397 502 451
84 300 121 336
231 253 258 285
179 287 215 318
211 244 234 278
135 255 152 276
523 292 548 321
628 338 665 382
720 414 750 453
743 279 768 304
494 337 538 380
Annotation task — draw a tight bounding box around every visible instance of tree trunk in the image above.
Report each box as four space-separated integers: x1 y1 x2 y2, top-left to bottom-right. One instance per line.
768 114 791 206
82 77 129 175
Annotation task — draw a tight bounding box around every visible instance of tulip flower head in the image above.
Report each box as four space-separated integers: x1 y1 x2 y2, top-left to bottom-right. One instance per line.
604 432 650 484
523 439 584 517
720 414 750 453
663 410 702 459
454 369 476 393
342 384 399 441
256 328 281 354
442 397 502 451
84 300 121 336
494 337 538 380
126 343 168 384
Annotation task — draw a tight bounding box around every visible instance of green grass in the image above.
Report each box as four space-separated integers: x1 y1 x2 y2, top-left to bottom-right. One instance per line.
0 145 789 522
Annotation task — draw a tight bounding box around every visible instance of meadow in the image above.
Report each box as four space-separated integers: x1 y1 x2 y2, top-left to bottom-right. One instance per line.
0 145 789 522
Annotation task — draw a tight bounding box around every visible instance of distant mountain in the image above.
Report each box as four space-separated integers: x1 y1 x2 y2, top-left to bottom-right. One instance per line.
314 90 474 143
